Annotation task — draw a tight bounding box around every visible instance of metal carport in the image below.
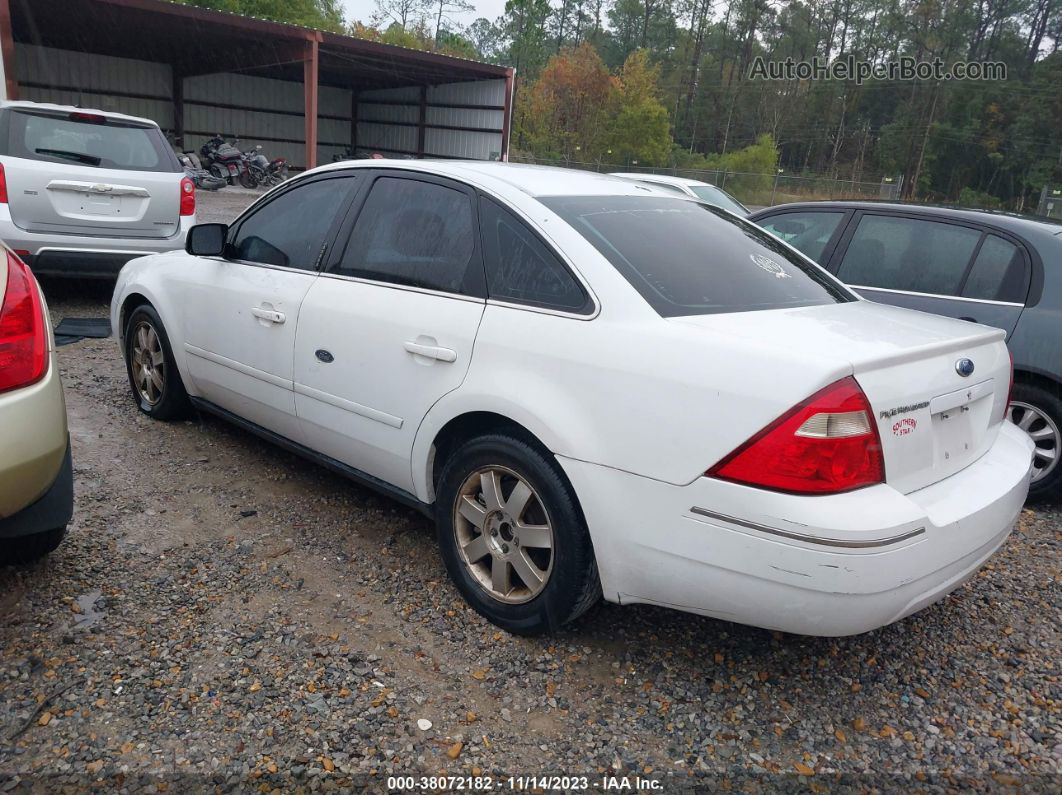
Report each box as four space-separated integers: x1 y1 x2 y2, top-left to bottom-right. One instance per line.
0 0 513 169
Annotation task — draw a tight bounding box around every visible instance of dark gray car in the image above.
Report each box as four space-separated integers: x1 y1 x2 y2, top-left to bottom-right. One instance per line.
750 201 1062 497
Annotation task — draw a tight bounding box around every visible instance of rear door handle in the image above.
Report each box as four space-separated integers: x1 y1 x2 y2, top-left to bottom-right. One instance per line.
404 341 457 363
251 307 286 324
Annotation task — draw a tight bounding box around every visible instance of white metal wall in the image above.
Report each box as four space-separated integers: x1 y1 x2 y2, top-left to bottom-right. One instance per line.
16 44 173 129
357 78 506 161
184 72 351 168
14 44 508 167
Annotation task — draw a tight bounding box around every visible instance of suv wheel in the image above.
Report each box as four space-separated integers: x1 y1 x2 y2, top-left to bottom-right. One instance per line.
435 434 600 635
1009 382 1062 497
1 526 67 566
124 305 191 420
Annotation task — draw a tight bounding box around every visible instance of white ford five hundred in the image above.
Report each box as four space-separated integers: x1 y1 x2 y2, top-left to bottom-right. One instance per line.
111 162 1033 636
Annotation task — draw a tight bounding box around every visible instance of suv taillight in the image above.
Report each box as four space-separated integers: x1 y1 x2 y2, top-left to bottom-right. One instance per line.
0 252 48 394
0 162 7 203
180 176 196 216
707 376 884 495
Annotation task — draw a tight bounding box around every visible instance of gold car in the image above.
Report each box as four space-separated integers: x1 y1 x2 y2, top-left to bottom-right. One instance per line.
0 247 71 563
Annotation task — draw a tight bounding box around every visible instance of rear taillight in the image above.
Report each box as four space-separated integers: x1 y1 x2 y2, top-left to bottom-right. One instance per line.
69 112 106 125
707 376 885 495
0 162 8 203
180 176 196 216
0 252 48 394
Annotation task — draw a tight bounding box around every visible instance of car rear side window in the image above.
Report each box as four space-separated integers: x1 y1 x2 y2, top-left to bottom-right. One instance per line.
479 197 589 313
231 177 356 270
758 211 844 262
542 195 853 317
5 110 179 172
963 235 1028 303
336 177 478 296
836 215 980 296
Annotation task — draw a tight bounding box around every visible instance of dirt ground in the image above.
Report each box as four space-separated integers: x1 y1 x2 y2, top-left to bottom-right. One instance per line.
0 190 1058 792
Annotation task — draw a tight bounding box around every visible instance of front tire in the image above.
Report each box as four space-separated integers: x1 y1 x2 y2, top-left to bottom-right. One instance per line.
124 305 191 420
1009 382 1062 498
1 527 67 566
435 434 600 635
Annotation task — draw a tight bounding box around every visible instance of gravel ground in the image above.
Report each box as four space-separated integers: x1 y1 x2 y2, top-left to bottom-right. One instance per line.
0 191 1058 792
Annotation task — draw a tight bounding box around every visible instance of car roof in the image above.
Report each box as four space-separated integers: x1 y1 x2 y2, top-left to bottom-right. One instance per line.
309 160 664 198
753 200 1062 239
609 172 711 188
0 99 160 128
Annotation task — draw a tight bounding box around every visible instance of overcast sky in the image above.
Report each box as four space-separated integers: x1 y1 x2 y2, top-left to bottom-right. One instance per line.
340 0 508 28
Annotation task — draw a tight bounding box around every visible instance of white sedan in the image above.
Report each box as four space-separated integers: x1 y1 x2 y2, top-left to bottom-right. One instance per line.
110 161 1033 636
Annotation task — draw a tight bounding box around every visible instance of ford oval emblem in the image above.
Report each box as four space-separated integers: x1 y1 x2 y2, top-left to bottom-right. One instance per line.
955 358 975 377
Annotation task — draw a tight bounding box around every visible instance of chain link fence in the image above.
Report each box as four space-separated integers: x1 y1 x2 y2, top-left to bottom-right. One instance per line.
506 155 900 207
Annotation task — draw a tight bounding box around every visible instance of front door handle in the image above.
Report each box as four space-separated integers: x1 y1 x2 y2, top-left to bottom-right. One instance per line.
404 340 457 363
251 307 286 324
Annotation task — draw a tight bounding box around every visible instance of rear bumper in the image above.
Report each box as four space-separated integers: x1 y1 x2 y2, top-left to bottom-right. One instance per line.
0 439 73 538
0 354 68 517
559 422 1034 636
0 210 192 277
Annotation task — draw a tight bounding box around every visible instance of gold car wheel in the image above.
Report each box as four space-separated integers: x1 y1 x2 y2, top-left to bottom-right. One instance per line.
131 321 165 406
453 466 555 605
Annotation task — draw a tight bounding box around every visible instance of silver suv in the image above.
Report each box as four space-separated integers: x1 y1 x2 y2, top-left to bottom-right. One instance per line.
0 101 195 277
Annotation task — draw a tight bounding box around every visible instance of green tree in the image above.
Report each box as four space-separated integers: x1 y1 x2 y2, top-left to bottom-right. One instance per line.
178 0 344 32
606 49 673 166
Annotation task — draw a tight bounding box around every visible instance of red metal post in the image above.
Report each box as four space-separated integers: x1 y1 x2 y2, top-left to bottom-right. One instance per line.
500 68 514 162
0 0 18 101
303 36 319 170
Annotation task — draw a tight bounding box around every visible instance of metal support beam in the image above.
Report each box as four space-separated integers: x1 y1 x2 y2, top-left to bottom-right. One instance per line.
304 36 319 170
172 70 184 146
416 84 427 158
350 89 358 156
500 69 515 162
0 0 18 100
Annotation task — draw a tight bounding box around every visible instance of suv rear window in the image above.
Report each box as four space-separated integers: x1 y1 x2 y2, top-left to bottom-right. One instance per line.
4 110 179 172
542 195 853 316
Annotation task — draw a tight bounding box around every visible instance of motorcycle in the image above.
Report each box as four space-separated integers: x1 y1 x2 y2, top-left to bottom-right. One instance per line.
176 151 227 191
246 145 288 187
200 134 256 189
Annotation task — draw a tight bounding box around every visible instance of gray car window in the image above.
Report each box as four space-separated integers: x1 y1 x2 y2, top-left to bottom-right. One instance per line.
336 177 476 295
543 195 853 317
963 235 1028 303
479 197 588 312
837 215 980 296
758 212 844 261
232 178 355 270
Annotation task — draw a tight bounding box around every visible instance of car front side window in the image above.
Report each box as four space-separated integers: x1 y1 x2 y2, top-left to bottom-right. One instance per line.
230 177 356 271
758 211 844 262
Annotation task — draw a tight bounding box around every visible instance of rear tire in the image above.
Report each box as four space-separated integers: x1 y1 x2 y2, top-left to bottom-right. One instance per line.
123 305 191 421
1 526 67 566
435 433 600 635
1010 382 1062 498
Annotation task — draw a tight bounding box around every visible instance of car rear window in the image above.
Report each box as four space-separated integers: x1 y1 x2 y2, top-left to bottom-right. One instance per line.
541 195 854 317
4 110 179 172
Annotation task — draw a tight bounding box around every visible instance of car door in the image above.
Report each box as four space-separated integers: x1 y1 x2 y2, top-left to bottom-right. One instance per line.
830 212 1029 336
181 173 360 439
293 171 486 493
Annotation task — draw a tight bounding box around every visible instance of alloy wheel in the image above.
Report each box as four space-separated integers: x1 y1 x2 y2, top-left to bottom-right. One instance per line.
131 321 165 406
453 466 554 604
1009 401 1059 483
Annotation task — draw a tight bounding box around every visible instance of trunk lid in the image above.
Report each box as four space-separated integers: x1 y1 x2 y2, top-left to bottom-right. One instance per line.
1 107 182 239
672 301 1011 494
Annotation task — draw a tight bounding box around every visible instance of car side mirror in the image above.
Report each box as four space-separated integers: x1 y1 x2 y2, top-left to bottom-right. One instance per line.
186 223 228 257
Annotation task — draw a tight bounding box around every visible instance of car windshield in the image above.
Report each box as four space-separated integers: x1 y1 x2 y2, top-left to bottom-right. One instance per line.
6 110 179 172
689 185 748 216
541 195 854 317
